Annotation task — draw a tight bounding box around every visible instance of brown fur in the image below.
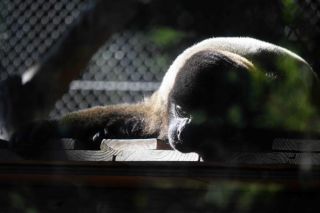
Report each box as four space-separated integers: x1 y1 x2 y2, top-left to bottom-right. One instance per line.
9 37 316 156
57 91 167 140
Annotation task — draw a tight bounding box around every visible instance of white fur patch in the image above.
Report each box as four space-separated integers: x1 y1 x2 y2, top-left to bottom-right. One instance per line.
158 37 312 102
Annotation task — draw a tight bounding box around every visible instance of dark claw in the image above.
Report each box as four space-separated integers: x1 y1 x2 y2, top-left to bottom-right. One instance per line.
92 132 102 143
90 128 108 149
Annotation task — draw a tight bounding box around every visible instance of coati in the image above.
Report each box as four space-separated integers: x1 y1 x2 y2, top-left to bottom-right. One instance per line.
10 37 318 159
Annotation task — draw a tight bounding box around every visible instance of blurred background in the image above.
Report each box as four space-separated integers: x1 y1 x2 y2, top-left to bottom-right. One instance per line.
1 1 320 212
0 0 319 118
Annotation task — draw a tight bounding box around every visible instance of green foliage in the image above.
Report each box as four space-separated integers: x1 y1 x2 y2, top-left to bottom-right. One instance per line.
192 110 207 125
205 182 282 212
227 105 245 128
148 27 185 48
154 55 170 70
250 56 320 133
281 0 299 23
188 54 320 135
9 192 38 213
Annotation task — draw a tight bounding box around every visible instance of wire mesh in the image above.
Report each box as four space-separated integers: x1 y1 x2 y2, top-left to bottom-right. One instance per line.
0 0 169 118
50 30 167 117
1 0 320 119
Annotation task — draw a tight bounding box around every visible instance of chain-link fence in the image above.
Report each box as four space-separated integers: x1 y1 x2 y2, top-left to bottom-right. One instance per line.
0 0 171 118
50 31 166 117
1 0 320 119
0 0 84 80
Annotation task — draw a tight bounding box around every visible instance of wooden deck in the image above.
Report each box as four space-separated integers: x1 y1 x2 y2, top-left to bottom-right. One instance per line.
0 138 320 212
2 137 320 163
0 138 319 186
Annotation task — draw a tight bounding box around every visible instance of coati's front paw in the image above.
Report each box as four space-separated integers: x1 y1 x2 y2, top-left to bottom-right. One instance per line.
75 129 108 150
92 129 108 145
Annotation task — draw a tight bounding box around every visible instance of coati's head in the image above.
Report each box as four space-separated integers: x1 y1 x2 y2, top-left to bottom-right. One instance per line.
167 48 316 159
167 50 257 157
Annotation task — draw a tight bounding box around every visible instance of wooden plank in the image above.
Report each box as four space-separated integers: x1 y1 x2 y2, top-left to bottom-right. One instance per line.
2 161 320 186
36 150 199 161
3 148 320 165
156 139 173 150
2 138 172 151
4 136 320 164
0 138 76 150
100 138 173 151
229 152 320 166
35 150 199 162
43 139 76 150
33 150 320 165
272 138 320 152
40 150 120 161
101 139 158 151
58 139 76 149
115 150 199 161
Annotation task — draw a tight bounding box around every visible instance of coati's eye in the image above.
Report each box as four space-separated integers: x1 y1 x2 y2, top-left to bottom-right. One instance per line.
175 104 190 118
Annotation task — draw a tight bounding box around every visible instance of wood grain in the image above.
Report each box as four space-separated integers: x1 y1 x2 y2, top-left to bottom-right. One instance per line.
40 150 120 161
101 139 158 151
41 139 76 150
4 137 320 164
229 152 320 166
272 138 320 152
115 150 199 161
36 149 199 162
